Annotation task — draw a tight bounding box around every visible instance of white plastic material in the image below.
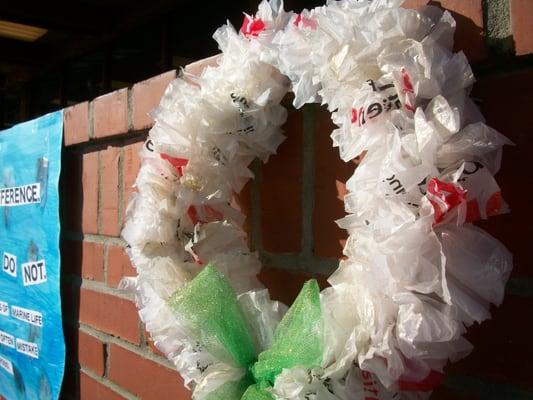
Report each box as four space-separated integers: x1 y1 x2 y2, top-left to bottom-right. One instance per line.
121 0 513 398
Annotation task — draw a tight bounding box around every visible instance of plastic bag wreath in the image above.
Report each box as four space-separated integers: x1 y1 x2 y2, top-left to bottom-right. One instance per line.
121 1 513 399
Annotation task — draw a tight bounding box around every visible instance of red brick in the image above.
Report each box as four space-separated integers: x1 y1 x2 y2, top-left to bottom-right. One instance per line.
78 330 106 376
122 140 143 219
80 372 126 400
99 146 120 236
261 108 303 253
184 54 221 78
402 0 487 63
93 88 128 139
258 267 329 306
145 328 166 357
64 101 89 146
313 106 353 259
510 0 533 55
79 288 140 344
472 69 533 276
402 0 431 8
132 70 176 130
81 241 105 281
82 151 99 234
108 343 191 400
107 245 136 288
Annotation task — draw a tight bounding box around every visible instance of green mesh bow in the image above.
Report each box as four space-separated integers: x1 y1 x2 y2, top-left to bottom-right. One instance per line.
168 265 323 399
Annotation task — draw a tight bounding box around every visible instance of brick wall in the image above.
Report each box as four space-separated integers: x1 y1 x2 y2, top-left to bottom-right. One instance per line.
59 1 533 399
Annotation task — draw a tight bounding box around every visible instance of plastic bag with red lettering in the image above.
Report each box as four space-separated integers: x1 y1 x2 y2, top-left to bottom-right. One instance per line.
438 160 509 223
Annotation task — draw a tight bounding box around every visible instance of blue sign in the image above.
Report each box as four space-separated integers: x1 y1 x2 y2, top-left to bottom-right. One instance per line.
0 111 65 400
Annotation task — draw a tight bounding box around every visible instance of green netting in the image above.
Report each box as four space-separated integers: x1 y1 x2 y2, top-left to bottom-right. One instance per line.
168 264 256 368
168 265 324 400
241 384 275 400
251 279 323 386
204 376 254 400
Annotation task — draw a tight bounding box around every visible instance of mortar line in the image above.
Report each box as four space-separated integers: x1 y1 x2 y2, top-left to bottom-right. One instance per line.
260 251 337 277
103 243 110 286
88 101 95 140
63 273 135 301
80 323 177 371
482 0 513 57
81 366 139 400
139 321 148 349
96 151 102 234
302 104 316 259
117 146 125 232
63 231 126 246
81 278 134 301
127 88 134 132
64 129 148 152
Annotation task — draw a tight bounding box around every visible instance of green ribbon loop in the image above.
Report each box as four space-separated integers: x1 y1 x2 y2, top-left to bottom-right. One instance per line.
168 264 257 368
251 279 323 386
168 265 323 400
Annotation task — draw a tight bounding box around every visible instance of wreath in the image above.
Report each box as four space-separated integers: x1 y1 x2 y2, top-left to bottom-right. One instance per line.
122 1 513 399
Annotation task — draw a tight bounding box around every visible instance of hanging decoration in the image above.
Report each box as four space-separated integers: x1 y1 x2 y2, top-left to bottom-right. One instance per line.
122 1 513 399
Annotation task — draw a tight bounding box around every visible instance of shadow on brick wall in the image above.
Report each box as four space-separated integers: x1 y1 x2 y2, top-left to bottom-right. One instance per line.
58 135 145 399
428 0 487 62
59 148 84 399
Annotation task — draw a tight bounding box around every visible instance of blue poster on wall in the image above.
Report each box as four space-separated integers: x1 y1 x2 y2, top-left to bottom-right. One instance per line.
0 111 65 400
